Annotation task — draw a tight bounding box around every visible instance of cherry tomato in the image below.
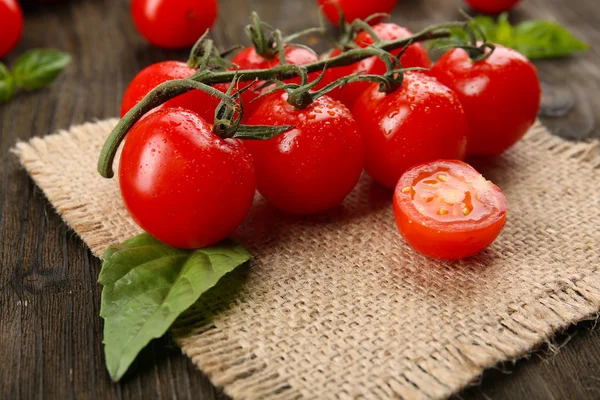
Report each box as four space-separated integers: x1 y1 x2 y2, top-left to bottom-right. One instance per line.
0 0 24 59
246 93 364 214
431 44 541 156
352 72 469 189
232 45 319 118
119 108 256 249
317 0 398 25
131 0 218 49
120 61 231 124
465 0 520 14
394 160 507 260
322 23 431 108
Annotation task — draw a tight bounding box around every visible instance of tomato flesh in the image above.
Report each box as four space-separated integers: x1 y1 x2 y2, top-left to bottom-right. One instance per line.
119 108 256 249
393 160 507 260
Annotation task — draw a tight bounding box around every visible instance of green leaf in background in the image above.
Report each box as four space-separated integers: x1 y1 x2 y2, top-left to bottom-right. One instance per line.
512 20 589 59
99 233 252 382
12 49 71 90
446 13 589 60
0 63 14 103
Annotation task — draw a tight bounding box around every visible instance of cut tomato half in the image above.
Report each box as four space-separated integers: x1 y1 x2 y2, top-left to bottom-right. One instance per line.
393 160 507 260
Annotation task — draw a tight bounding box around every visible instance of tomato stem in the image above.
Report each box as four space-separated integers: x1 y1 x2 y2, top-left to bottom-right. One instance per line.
98 20 461 179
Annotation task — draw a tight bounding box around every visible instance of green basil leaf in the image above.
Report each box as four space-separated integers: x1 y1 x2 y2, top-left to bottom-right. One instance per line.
12 49 71 90
512 20 589 59
444 15 588 60
0 63 14 103
99 233 252 382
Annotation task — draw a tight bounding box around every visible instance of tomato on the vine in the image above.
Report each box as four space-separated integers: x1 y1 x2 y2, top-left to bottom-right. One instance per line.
465 0 520 14
119 108 256 249
232 45 319 118
317 0 398 25
120 61 229 123
131 0 218 49
431 44 541 156
394 160 507 260
246 93 364 214
322 23 431 108
352 72 469 189
0 0 24 59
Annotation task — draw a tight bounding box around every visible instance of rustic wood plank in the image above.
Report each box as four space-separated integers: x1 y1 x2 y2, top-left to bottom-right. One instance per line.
1 0 599 399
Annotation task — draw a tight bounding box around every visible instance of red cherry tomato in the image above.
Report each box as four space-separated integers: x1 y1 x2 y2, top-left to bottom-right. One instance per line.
119 108 256 249
232 45 319 118
246 93 364 214
120 61 230 124
466 0 520 14
317 0 398 25
352 72 469 189
0 0 24 59
394 160 507 260
322 23 431 108
131 0 218 49
431 44 541 156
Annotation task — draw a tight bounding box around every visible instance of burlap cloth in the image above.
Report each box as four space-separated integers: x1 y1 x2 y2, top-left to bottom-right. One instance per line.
13 119 600 399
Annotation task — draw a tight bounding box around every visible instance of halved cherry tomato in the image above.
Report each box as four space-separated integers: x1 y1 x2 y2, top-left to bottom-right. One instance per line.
466 0 520 14
131 0 217 49
246 93 364 214
119 108 256 249
431 44 541 156
120 61 229 123
352 72 469 189
317 0 398 25
393 160 507 260
0 0 24 59
322 23 431 108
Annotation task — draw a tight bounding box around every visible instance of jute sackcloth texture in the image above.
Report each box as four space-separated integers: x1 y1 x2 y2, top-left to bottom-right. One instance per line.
13 119 600 399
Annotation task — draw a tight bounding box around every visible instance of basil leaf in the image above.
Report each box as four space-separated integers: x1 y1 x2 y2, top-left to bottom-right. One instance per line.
512 20 589 59
99 233 252 382
0 63 14 103
12 49 71 90
446 14 588 60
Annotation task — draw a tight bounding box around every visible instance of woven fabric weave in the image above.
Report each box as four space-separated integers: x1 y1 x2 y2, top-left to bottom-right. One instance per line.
14 120 600 399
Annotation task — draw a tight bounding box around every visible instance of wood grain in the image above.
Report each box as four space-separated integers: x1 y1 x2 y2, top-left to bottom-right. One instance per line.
1 0 598 399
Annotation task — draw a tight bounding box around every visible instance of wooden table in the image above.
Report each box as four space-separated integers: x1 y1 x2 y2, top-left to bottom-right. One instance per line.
1 0 599 398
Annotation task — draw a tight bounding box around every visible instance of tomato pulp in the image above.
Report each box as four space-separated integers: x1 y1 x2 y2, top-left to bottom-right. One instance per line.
352 72 469 189
393 160 507 260
246 93 364 214
119 108 256 249
432 44 541 156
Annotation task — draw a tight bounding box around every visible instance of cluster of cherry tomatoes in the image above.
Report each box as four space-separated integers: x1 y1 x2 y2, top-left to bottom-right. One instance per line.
116 11 541 261
128 0 522 50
